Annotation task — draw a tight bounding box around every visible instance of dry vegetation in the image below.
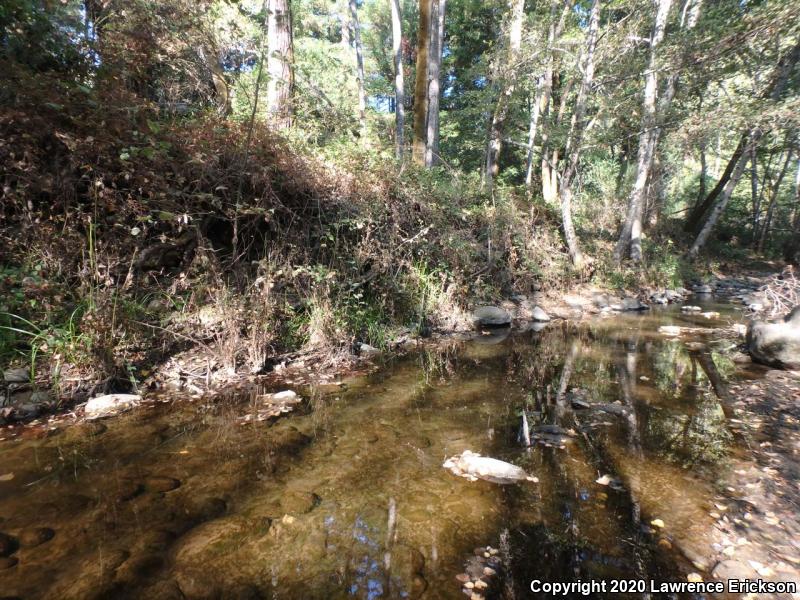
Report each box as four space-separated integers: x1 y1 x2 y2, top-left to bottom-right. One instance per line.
0 76 576 402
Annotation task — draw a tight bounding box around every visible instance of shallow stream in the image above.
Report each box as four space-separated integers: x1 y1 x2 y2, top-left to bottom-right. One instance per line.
0 304 778 599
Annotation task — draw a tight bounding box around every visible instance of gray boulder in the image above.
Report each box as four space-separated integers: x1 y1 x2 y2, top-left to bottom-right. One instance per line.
3 368 29 383
746 306 800 369
693 284 713 294
472 306 511 327
650 293 668 305
592 293 610 309
620 297 649 311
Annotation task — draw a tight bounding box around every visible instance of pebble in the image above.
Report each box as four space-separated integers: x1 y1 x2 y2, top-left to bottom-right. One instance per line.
455 573 470 583
483 567 496 576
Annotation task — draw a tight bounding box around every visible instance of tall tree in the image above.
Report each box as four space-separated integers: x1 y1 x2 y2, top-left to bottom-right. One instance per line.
686 40 800 234
757 144 794 251
613 0 674 263
484 0 525 190
412 0 433 165
266 0 294 130
524 0 570 191
349 0 368 140
785 156 800 264
687 132 759 258
425 0 446 166
558 0 601 268
390 0 405 159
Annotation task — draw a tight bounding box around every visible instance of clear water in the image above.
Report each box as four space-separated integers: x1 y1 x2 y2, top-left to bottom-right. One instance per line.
0 305 755 599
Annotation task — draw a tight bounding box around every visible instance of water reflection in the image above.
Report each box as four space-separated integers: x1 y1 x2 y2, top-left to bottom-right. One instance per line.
0 306 750 598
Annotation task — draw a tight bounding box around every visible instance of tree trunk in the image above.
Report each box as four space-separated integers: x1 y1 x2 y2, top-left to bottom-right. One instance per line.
687 133 759 258
686 40 800 233
425 0 445 166
750 143 759 236
412 0 433 165
697 142 707 204
758 147 794 252
390 0 405 159
613 0 674 263
784 157 800 264
484 0 525 190
685 134 747 232
349 0 367 140
524 81 544 189
537 1 571 201
339 0 351 47
543 77 573 204
267 0 294 130
558 0 600 268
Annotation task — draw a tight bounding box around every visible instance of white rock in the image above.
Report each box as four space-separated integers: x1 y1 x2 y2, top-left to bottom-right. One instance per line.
261 390 300 404
681 305 702 312
84 394 142 419
443 450 538 484
659 326 681 336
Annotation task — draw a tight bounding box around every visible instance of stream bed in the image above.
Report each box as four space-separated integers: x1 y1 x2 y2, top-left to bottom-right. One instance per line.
1 304 798 599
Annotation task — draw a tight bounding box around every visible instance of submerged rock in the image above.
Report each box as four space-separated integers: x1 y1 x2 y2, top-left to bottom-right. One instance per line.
443 450 538 484
746 306 800 369
472 306 511 327
85 393 142 419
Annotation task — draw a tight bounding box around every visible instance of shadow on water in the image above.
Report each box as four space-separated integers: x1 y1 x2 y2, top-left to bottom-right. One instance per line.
0 305 755 599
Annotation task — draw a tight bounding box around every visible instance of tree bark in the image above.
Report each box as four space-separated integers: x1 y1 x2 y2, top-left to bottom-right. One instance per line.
558 0 601 268
349 0 367 140
613 0 674 263
412 0 432 165
687 133 759 257
390 0 405 159
267 0 294 130
484 0 525 190
425 0 445 166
